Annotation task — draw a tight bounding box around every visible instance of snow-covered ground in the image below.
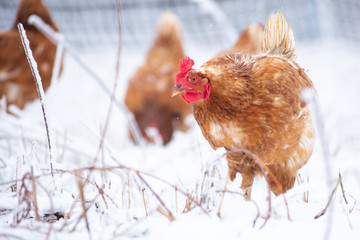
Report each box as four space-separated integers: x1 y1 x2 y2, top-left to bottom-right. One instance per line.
0 39 359 240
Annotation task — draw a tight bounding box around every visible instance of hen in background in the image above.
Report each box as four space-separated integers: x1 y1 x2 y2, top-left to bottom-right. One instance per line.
173 13 315 200
125 12 191 145
0 0 61 110
219 22 264 56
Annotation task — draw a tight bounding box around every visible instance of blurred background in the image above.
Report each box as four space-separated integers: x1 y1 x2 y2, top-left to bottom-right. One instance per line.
1 0 359 52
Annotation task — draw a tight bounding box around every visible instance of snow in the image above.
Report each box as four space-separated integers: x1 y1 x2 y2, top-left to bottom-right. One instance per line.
0 40 360 240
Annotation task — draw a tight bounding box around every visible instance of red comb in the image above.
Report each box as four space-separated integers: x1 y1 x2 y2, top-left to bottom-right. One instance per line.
179 56 194 73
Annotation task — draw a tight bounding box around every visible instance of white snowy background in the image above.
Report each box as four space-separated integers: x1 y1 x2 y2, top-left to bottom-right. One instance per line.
1 1 360 239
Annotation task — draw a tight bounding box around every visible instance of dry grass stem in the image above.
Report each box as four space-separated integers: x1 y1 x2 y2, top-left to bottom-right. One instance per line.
30 167 40 221
157 207 175 221
142 188 148 216
338 172 348 204
260 187 272 229
137 172 174 221
15 173 33 224
314 176 340 219
183 192 194 213
175 186 178 213
348 194 357 214
94 182 108 209
76 173 92 240
217 174 229 218
340 202 353 230
17 23 55 180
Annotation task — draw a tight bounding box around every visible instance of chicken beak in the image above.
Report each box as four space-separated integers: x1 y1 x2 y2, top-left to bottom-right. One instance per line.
171 84 187 97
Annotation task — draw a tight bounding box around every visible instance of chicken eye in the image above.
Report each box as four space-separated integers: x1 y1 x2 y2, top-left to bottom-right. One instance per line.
189 76 198 83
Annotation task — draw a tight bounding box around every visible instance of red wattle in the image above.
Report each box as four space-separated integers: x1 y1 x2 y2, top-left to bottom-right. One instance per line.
181 92 200 103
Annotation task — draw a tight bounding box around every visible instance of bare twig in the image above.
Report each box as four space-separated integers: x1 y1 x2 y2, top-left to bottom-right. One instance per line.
30 167 40 221
314 176 340 219
338 172 348 204
348 194 357 214
184 192 195 213
142 188 148 216
59 130 67 163
94 182 109 209
15 173 33 224
340 201 353 230
217 174 229 218
136 172 174 221
17 23 55 180
70 193 101 234
15 157 19 194
76 173 92 240
157 207 175 221
175 186 178 213
260 187 272 229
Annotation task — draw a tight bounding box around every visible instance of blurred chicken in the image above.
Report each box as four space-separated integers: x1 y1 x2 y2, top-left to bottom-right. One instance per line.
125 12 191 145
172 13 315 200
219 22 264 56
0 0 61 110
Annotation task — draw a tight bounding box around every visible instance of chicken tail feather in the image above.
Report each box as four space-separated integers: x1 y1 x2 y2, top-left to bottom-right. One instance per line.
262 12 296 60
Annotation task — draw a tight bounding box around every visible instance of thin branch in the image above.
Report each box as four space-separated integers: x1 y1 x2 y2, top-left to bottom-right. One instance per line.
76 173 92 240
338 172 348 204
314 176 340 219
94 182 109 209
30 167 40 221
142 188 148 216
136 172 174 221
217 174 229 217
260 186 272 229
175 186 178 213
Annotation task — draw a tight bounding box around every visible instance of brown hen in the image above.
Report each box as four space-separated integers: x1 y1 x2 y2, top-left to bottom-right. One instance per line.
0 0 61 110
125 12 191 145
172 13 315 200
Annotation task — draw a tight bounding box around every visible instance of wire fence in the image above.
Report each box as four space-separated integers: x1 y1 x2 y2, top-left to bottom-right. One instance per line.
0 0 359 51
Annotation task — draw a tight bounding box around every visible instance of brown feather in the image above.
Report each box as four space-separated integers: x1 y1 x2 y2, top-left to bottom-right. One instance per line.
0 0 61 110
